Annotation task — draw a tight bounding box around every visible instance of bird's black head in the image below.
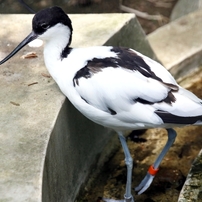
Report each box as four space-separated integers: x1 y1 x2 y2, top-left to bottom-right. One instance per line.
32 6 73 35
0 6 73 65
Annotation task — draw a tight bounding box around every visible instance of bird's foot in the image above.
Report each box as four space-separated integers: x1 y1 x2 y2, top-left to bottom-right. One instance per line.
135 172 155 195
102 195 134 202
135 165 158 194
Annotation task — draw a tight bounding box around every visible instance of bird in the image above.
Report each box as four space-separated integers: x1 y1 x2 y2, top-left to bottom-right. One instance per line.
0 6 202 202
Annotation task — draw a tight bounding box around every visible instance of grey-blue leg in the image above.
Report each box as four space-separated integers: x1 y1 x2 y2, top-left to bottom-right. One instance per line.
118 132 134 202
135 128 177 194
103 131 134 202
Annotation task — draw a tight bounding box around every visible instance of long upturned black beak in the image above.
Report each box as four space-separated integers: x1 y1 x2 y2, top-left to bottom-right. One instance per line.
0 31 38 65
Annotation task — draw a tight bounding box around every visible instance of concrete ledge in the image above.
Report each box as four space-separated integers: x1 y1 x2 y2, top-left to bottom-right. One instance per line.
71 14 155 59
147 9 202 79
170 0 202 21
0 13 155 202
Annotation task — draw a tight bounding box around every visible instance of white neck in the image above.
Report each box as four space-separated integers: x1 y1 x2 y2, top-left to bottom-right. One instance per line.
40 24 71 81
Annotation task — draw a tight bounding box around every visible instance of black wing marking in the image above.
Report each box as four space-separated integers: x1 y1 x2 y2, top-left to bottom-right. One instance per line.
155 110 202 124
134 91 176 105
73 47 178 87
73 47 179 106
112 47 178 92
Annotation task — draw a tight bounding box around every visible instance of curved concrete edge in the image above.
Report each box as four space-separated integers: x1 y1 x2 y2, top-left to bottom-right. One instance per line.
42 99 118 202
0 13 156 202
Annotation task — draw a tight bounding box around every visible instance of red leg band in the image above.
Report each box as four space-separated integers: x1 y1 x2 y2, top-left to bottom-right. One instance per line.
148 165 159 176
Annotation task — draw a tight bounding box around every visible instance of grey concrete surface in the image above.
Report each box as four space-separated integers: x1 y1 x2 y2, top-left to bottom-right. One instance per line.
147 9 202 80
171 0 202 21
0 13 155 202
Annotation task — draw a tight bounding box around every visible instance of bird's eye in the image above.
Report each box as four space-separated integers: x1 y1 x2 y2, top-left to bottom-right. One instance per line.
41 23 50 30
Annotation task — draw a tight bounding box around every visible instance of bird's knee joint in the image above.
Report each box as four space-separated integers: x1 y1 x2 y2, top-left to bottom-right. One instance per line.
125 157 133 166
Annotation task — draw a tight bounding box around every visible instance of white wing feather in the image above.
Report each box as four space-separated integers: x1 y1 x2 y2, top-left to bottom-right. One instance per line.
61 47 202 129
